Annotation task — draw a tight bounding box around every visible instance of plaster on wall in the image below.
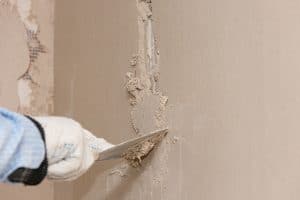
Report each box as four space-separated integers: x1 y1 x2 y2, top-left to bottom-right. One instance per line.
122 130 167 167
125 0 169 164
2 0 52 115
105 1 175 197
53 0 177 199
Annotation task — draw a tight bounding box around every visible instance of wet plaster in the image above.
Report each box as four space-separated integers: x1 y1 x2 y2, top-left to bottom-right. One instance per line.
53 0 178 199
52 0 300 199
122 130 167 168
126 0 168 137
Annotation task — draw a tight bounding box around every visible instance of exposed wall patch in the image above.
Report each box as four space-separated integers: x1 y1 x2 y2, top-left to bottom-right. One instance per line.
124 0 169 166
2 0 52 115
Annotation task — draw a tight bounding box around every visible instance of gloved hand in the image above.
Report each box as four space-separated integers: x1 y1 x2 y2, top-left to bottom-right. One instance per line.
33 116 113 181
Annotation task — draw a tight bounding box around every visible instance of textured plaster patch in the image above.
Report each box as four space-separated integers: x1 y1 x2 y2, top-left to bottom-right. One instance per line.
1 0 52 115
122 130 167 168
124 0 169 166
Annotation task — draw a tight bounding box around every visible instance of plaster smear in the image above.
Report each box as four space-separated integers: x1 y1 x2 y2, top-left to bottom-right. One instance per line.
124 0 169 167
122 130 167 168
1 0 52 115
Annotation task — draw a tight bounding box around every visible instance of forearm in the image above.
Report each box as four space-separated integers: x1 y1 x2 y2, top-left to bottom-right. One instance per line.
0 108 47 185
0 107 113 184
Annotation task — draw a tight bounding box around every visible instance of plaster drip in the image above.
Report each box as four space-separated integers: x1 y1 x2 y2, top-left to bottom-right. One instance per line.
124 0 169 167
2 0 51 114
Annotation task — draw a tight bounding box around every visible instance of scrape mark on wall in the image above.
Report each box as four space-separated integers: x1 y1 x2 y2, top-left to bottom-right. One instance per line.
126 0 168 134
122 130 167 167
107 1 173 195
2 0 53 115
106 1 172 186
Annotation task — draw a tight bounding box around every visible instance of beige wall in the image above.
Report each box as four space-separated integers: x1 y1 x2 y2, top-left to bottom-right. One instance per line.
53 1 137 199
54 0 300 200
2 0 300 199
0 0 54 199
156 0 300 199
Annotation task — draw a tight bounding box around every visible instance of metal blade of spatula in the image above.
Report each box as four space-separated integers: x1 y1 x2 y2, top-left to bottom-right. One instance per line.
96 128 168 161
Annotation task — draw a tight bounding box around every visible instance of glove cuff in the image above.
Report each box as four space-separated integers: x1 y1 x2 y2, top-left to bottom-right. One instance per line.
8 116 48 185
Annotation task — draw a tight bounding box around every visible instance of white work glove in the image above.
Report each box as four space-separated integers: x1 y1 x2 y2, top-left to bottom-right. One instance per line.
33 116 114 181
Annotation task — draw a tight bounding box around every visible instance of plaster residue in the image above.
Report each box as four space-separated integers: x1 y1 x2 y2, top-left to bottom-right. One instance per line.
2 0 52 115
125 0 169 166
122 130 167 168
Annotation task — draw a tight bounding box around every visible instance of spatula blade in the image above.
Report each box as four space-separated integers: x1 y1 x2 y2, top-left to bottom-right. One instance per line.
96 128 168 161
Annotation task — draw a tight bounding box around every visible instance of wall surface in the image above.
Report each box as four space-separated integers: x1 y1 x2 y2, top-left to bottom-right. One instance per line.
54 0 300 200
54 0 137 199
0 0 54 199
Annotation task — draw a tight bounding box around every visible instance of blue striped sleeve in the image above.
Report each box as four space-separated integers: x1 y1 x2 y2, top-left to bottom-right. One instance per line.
0 108 45 184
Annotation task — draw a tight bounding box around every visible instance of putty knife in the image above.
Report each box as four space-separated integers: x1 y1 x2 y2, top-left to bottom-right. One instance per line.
96 128 168 161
